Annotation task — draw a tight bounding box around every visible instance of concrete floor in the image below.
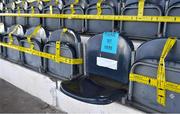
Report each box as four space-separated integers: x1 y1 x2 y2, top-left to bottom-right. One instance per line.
0 79 64 113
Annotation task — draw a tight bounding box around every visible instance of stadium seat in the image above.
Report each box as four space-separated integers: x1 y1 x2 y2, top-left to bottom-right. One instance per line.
14 1 27 27
87 0 120 14
42 0 61 32
43 28 83 80
3 2 16 28
129 38 180 113
62 0 88 8
0 1 4 22
62 0 87 33
2 25 24 63
85 1 115 34
26 1 42 28
120 0 165 40
164 0 180 37
20 26 47 71
61 32 132 104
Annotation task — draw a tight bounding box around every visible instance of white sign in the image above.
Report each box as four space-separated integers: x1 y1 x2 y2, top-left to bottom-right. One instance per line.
97 57 118 70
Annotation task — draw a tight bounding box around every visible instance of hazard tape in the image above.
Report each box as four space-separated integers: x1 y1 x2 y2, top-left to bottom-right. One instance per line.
130 37 178 106
1 0 180 23
0 42 83 65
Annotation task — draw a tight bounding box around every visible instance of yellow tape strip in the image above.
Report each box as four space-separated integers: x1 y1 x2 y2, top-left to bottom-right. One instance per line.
70 0 79 14
26 25 41 49
31 6 35 14
0 42 83 65
8 25 20 45
1 13 180 23
49 5 53 14
138 0 145 16
97 0 103 15
157 37 176 106
17 7 20 14
130 37 177 106
130 73 180 95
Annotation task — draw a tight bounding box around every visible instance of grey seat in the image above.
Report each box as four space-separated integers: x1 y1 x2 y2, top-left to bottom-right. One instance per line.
43 28 83 80
0 1 4 22
164 0 180 38
87 0 120 14
62 0 88 8
3 2 16 28
62 1 87 33
26 1 42 28
20 26 47 71
120 0 165 40
42 1 61 33
129 38 180 113
61 32 132 104
3 25 24 63
14 1 27 27
85 2 115 34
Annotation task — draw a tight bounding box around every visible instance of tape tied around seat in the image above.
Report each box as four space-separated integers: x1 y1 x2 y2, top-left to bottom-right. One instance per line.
70 0 79 14
138 0 145 16
8 25 20 45
96 0 103 15
130 37 177 107
26 25 41 49
157 37 177 106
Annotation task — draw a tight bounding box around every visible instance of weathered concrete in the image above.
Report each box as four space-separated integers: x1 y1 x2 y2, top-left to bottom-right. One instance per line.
0 79 64 113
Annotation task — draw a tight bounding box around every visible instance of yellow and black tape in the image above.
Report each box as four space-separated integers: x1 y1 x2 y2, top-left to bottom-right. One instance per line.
130 37 177 106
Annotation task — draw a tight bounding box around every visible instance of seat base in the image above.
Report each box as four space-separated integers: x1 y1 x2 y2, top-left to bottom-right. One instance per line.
60 75 127 105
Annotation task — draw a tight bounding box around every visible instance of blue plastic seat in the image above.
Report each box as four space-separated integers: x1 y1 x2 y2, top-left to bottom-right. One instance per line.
26 1 42 28
14 1 27 27
120 0 165 40
42 1 61 33
62 1 87 33
61 32 132 104
3 2 16 28
20 26 47 71
87 0 120 14
85 2 115 34
2 25 24 63
129 38 180 113
43 28 83 80
164 0 180 37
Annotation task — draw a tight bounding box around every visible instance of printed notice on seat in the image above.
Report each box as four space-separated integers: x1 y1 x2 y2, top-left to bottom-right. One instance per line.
97 57 118 70
101 32 119 54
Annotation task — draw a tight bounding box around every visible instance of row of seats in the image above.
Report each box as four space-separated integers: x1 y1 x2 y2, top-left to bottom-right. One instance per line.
1 0 180 40
0 24 83 80
1 24 179 112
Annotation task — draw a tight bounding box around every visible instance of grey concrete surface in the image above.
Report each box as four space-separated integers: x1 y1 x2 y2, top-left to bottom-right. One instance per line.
0 79 64 113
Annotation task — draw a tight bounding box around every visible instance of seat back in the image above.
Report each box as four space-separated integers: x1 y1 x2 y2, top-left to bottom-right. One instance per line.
26 1 42 28
85 2 115 34
3 25 24 62
135 38 180 62
63 0 88 9
62 4 84 33
42 1 61 32
164 0 180 37
20 26 47 71
0 2 4 22
14 1 27 27
43 28 83 79
86 32 132 84
87 0 120 14
120 0 164 40
3 2 16 28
